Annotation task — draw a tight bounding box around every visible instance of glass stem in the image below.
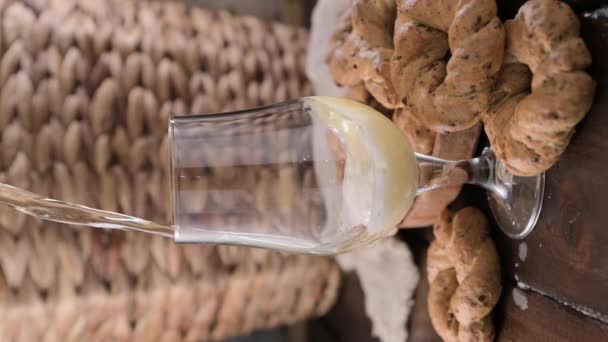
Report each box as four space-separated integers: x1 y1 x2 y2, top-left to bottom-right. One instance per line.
415 149 508 199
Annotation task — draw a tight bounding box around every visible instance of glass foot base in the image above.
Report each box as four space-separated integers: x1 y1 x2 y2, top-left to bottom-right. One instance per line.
485 149 545 239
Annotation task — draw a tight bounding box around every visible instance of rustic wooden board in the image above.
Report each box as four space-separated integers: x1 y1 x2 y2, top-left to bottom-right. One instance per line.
496 285 608 341
308 272 379 342
494 9 608 321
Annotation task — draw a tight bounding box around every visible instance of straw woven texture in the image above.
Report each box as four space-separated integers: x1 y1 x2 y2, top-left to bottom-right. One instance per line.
0 0 340 340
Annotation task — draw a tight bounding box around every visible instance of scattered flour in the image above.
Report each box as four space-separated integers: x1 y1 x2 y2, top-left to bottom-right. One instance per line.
512 288 529 311
569 212 581 225
518 242 528 261
550 296 608 323
515 282 608 323
583 7 608 19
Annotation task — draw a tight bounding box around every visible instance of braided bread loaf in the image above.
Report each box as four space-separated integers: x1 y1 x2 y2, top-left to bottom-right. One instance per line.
327 0 400 108
326 9 360 88
483 0 595 176
349 0 399 108
392 0 504 133
427 207 501 342
327 0 505 132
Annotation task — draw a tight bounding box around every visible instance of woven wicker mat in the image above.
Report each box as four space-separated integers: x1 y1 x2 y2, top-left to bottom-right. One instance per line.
0 0 340 340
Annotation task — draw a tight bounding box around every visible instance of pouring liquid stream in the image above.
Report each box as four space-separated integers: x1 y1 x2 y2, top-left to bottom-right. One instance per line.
0 183 174 237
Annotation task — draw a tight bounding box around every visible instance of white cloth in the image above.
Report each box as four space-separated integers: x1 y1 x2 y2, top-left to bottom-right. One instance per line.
337 239 419 342
305 0 349 98
307 2 420 341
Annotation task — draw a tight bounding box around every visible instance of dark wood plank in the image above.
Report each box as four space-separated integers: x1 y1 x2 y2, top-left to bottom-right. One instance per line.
496 286 608 341
308 272 379 342
404 235 443 342
494 9 608 320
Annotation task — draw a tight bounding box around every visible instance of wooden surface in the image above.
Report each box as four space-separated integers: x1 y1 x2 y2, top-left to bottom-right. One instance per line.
496 286 608 341
308 272 379 342
310 3 608 342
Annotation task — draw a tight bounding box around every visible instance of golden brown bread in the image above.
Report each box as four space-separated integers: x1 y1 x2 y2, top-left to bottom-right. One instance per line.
349 0 399 108
428 268 459 342
327 0 505 124
483 0 596 176
391 0 504 132
326 9 361 88
393 108 435 155
326 0 400 108
325 1 488 228
427 208 501 342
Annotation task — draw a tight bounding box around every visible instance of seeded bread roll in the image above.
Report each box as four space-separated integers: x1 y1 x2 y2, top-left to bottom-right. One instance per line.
391 0 504 133
427 208 501 342
349 0 399 109
483 0 595 176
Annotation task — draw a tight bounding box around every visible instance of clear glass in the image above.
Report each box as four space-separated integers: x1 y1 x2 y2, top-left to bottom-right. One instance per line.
0 96 544 255
169 97 544 254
